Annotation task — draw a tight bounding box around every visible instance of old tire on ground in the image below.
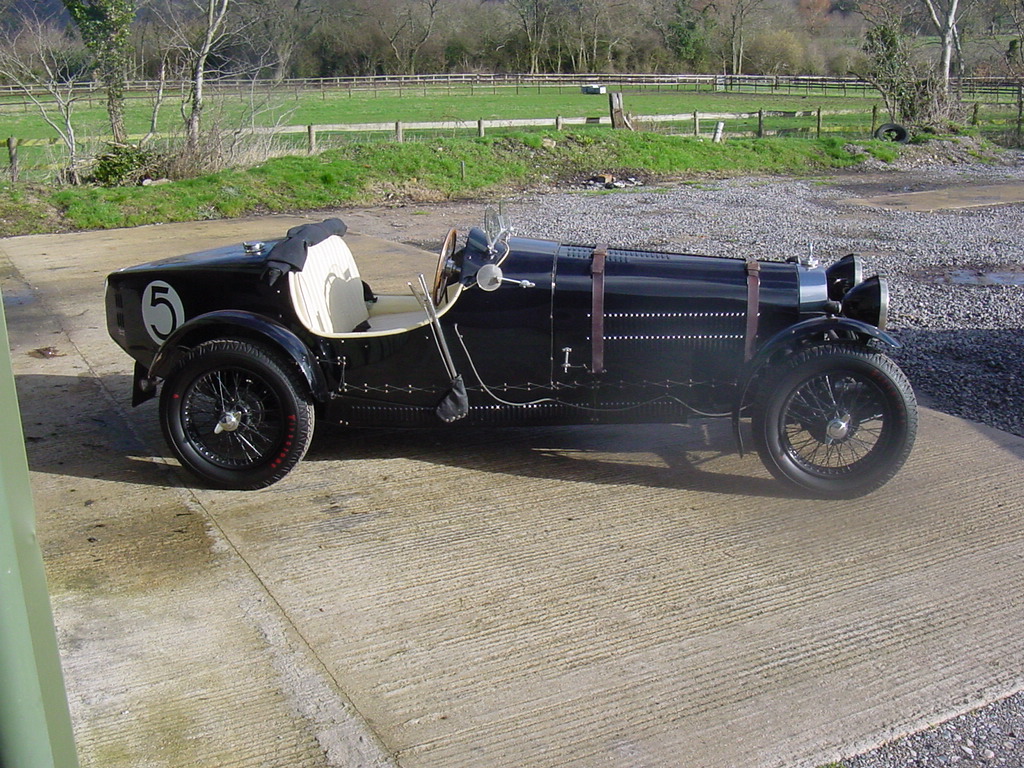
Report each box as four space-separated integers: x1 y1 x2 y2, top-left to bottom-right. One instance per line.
874 122 910 143
160 339 314 490
751 343 917 499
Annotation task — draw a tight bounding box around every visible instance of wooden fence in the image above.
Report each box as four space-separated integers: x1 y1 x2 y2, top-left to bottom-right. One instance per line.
2 72 1024 104
277 106 873 148
7 97 1024 182
4 106 885 181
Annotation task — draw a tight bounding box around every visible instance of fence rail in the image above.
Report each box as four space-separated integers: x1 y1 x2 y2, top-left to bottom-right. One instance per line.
1 72 1023 101
251 107 867 137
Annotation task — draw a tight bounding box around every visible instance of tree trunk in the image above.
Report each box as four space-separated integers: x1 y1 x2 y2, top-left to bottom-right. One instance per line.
108 86 127 144
185 0 230 156
921 0 960 93
187 57 205 153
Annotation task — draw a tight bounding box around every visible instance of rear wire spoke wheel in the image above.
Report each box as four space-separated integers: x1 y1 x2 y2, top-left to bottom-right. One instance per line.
752 343 917 498
160 339 314 490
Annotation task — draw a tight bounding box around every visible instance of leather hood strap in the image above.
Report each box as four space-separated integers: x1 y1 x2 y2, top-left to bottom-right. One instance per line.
591 243 608 374
744 259 761 362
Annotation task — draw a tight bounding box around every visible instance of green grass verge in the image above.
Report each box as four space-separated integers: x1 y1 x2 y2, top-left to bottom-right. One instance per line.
0 183 60 236
7 131 889 234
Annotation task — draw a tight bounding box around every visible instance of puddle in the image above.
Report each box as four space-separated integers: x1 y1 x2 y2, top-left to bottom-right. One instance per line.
920 268 1024 286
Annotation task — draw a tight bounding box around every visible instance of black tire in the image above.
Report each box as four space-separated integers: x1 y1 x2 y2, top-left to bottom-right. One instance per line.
874 122 910 143
751 343 917 499
160 339 314 490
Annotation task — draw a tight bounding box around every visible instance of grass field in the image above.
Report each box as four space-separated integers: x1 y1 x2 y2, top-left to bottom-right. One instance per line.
1 83 889 140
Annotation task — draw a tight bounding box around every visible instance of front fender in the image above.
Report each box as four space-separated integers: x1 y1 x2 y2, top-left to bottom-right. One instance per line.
730 316 900 453
747 316 899 377
145 310 329 402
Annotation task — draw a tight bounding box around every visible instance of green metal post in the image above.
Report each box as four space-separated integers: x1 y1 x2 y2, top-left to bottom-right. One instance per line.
0 289 79 768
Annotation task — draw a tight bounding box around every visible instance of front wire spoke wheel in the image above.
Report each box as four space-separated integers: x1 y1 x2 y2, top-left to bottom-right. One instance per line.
782 372 883 472
752 343 917 498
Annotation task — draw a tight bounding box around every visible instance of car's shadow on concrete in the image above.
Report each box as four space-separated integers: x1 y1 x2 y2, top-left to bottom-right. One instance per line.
19 371 791 498
16 372 182 488
307 422 793 499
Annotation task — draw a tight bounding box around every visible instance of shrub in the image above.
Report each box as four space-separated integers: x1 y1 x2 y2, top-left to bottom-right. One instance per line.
90 144 161 187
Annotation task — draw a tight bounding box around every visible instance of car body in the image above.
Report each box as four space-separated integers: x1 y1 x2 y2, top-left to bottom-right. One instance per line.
105 215 917 497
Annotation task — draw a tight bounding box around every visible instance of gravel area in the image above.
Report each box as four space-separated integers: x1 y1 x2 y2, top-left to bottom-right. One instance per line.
382 146 1024 768
842 693 1024 768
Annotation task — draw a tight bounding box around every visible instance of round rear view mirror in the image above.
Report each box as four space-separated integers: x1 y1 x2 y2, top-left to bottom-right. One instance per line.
476 263 503 292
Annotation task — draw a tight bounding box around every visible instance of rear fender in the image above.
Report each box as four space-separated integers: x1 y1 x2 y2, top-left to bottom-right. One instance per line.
137 310 328 404
731 316 900 453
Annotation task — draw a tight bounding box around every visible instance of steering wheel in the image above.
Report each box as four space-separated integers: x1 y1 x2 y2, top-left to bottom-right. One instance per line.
432 228 459 305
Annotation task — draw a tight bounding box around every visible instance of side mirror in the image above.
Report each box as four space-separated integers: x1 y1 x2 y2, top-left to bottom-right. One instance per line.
476 263 503 291
474 263 535 292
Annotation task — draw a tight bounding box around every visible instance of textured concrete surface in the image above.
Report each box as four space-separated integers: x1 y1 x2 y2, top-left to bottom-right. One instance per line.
3 214 1024 768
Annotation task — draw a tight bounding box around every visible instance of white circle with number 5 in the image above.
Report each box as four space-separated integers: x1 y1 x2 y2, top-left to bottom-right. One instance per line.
141 280 185 345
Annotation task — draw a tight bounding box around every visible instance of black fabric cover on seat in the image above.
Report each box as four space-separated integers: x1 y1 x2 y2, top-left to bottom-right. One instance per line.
262 218 348 285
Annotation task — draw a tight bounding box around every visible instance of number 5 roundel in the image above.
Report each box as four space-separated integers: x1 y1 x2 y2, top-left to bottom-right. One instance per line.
141 281 185 345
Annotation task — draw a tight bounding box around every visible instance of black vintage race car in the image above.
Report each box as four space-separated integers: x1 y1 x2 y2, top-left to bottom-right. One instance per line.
105 214 917 497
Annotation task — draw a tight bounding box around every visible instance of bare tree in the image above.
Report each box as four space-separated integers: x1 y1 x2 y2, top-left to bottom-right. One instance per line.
555 0 628 72
364 0 443 75
185 0 229 151
919 0 966 89
240 0 326 80
0 13 89 182
703 0 767 74
144 0 233 153
505 0 557 73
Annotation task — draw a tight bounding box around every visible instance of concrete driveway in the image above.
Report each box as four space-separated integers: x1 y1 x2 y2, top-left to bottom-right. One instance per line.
3 214 1024 768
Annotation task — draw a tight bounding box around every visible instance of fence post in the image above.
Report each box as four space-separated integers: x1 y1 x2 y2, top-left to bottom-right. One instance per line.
693 111 700 137
971 102 979 127
477 119 485 138
395 121 404 143
609 91 627 129
757 109 764 138
1017 86 1023 145
555 115 563 131
307 125 317 155
871 105 879 136
7 138 18 183
816 107 822 138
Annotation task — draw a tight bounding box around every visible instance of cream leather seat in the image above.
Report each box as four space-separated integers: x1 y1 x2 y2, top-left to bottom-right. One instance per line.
289 235 369 335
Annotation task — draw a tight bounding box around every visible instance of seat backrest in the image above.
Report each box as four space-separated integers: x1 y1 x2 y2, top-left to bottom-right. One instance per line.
289 235 369 335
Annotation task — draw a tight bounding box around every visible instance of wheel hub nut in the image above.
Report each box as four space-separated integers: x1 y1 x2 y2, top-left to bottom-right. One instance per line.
214 411 242 434
826 414 851 441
